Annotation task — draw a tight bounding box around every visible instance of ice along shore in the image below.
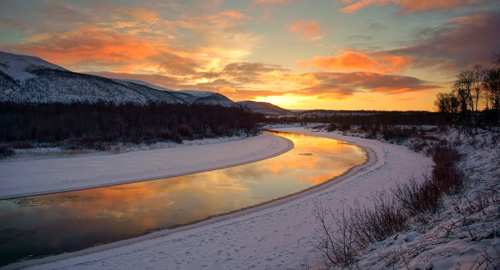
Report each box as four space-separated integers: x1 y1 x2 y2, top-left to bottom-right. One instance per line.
3 128 432 270
0 133 293 199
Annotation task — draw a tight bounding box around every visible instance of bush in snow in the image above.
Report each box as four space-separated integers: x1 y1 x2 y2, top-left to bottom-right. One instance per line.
315 146 464 269
0 145 14 159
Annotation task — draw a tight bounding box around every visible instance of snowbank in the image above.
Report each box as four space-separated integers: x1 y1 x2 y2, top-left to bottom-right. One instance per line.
0 134 293 199
344 127 500 270
7 128 432 270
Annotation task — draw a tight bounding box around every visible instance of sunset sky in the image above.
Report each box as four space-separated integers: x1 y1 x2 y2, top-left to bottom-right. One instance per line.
1 0 499 110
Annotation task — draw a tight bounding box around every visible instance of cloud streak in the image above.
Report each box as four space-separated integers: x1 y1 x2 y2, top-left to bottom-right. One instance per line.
300 72 439 98
387 11 500 69
300 50 412 73
5 4 258 78
288 20 323 41
2 0 489 110
339 0 482 14
96 63 439 102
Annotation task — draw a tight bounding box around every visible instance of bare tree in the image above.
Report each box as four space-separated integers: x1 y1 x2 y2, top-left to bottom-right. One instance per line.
471 65 484 112
435 92 459 114
483 68 500 112
314 204 359 268
454 71 474 114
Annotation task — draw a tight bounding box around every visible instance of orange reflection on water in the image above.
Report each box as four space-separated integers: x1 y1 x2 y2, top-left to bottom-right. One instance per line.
1 131 367 264
16 132 366 225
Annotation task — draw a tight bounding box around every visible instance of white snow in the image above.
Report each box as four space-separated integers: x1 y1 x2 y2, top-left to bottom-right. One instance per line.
344 127 500 270
8 135 254 162
0 134 293 199
180 90 215 97
6 128 433 270
0 51 64 81
0 51 236 106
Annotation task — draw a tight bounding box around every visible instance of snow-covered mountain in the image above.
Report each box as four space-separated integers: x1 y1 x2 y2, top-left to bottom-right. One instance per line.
0 51 234 106
237 100 290 115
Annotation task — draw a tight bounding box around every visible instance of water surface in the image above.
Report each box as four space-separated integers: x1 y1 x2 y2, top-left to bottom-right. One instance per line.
0 131 366 266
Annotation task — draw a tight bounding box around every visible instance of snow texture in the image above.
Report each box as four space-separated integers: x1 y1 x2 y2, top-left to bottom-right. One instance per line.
342 127 500 270
0 134 293 199
0 51 65 81
4 128 433 270
0 51 234 106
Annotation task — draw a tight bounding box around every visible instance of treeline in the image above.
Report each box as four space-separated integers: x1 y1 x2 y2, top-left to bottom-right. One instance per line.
265 111 447 127
435 56 500 126
0 102 262 146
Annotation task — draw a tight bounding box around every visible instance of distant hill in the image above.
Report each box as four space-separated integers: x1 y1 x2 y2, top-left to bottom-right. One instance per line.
296 109 379 118
0 51 234 107
237 100 291 115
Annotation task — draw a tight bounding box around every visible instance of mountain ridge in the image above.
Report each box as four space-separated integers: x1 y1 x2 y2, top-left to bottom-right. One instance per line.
0 51 292 115
237 100 290 115
0 51 234 107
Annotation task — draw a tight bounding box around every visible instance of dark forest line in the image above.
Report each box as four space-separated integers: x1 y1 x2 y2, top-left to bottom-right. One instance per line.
0 102 262 151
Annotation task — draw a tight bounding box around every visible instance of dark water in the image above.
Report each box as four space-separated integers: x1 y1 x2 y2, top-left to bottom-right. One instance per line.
0 131 366 266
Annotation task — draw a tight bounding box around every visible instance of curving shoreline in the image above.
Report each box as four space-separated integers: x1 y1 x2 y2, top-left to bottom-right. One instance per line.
2 129 374 270
2 128 432 270
0 133 293 200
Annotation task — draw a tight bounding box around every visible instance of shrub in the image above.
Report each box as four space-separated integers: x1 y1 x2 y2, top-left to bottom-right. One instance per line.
337 123 351 131
348 195 407 247
381 127 413 142
11 141 33 149
314 206 359 268
430 146 463 194
0 145 14 158
392 178 441 216
316 145 463 268
315 194 407 268
393 146 462 216
326 123 337 132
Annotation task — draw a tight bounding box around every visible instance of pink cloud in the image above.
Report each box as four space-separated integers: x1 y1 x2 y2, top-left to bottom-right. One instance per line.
386 11 500 69
302 72 439 97
288 20 323 41
300 50 412 73
218 10 247 20
339 0 480 13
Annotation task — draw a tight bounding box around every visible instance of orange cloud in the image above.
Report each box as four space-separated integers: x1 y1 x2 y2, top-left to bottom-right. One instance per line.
95 66 439 111
339 0 479 13
399 0 479 12
300 72 439 98
339 0 386 13
10 5 257 77
18 26 160 69
217 88 284 100
288 20 323 41
300 50 412 73
16 26 218 78
123 8 160 23
219 10 246 20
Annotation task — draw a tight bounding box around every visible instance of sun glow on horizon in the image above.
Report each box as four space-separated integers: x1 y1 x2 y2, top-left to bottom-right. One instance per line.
254 94 318 110
1 0 498 111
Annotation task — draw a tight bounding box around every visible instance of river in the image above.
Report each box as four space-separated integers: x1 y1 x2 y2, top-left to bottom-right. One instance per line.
0 131 366 266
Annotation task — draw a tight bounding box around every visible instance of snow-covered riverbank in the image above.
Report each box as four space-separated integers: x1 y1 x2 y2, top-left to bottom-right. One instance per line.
326 126 500 270
4 128 432 270
0 133 293 199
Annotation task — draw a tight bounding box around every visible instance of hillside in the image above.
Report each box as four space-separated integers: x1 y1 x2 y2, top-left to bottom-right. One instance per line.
237 100 290 115
0 51 233 106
